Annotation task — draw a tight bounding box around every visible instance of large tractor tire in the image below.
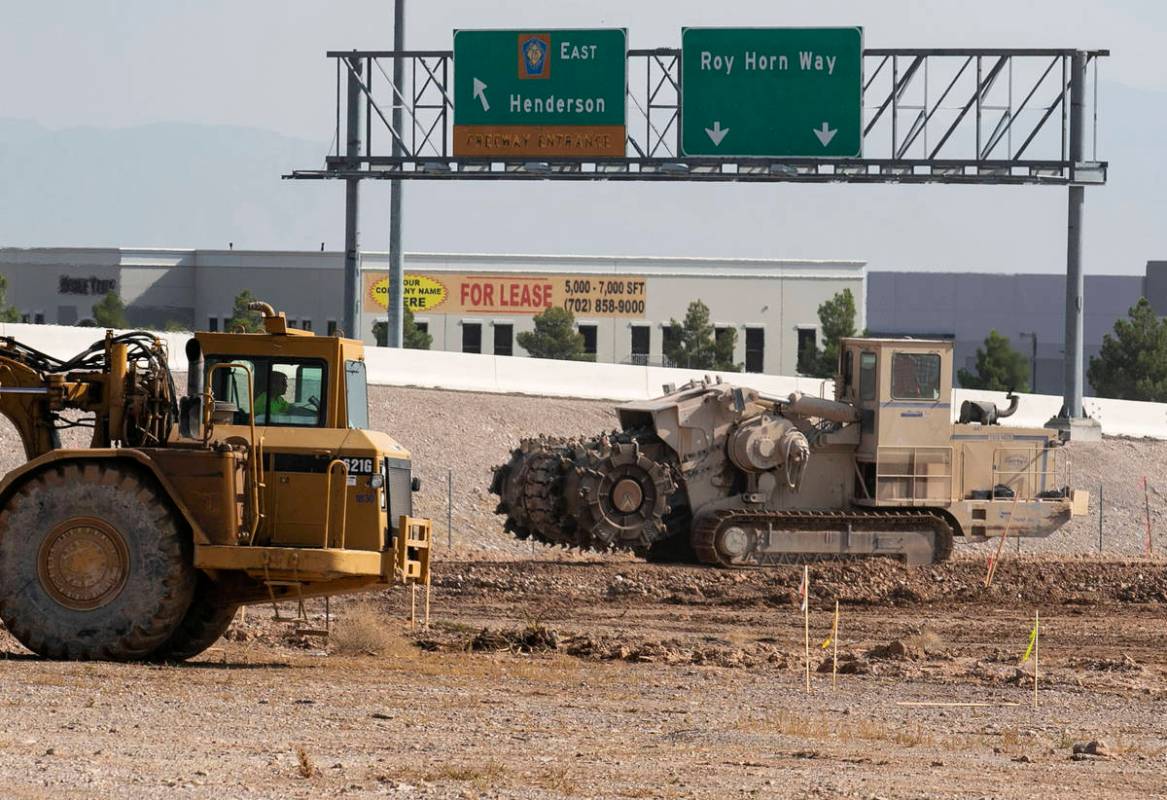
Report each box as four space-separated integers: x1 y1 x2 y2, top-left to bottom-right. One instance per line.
149 575 240 662
0 462 196 661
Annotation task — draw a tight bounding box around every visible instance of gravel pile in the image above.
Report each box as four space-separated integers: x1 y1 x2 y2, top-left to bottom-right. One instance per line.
0 384 1162 557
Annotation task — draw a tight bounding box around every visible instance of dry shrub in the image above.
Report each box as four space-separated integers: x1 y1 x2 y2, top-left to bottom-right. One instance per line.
395 761 505 791
532 765 578 795
330 603 398 656
468 623 559 653
295 745 317 778
747 710 935 749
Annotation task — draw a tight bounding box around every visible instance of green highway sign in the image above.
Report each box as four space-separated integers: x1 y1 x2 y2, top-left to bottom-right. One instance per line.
453 28 627 158
681 27 863 158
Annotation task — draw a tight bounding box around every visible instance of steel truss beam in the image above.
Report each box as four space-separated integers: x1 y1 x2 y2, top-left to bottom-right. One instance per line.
290 47 1107 185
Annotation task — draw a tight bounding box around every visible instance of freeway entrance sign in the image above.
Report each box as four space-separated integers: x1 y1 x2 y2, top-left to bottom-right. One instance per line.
453 28 627 158
681 27 863 158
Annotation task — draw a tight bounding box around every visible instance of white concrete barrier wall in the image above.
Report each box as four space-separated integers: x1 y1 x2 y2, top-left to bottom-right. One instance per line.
0 322 191 372
3 323 1164 439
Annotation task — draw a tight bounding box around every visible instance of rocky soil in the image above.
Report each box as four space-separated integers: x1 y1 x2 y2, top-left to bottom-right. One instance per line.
2 385 1166 799
2 554 1166 799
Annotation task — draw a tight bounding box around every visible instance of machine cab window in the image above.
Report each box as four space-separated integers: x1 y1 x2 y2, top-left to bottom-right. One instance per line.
859 351 877 402
208 357 327 427
344 360 369 430
890 352 941 401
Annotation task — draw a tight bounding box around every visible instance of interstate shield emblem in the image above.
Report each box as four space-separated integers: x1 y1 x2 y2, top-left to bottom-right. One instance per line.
517 33 550 79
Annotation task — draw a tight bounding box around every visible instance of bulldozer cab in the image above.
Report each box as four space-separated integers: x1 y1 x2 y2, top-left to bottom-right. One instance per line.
836 337 954 452
837 338 957 504
191 308 418 558
837 337 1081 532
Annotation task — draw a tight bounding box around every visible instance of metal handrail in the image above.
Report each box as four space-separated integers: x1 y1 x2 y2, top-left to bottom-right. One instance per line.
991 446 1063 499
204 362 264 543
322 459 350 549
875 445 954 501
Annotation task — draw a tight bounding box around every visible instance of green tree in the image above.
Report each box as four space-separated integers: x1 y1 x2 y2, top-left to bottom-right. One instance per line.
1087 297 1167 401
0 274 20 322
516 306 591 361
226 290 263 333
957 330 1031 392
371 308 432 349
803 288 858 378
713 326 740 372
663 300 740 371
91 291 129 329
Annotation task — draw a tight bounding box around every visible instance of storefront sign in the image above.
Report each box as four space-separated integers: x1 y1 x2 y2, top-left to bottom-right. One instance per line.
59 276 117 295
364 272 647 318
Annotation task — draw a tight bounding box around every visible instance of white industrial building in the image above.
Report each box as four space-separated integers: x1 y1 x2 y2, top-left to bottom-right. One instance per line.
0 247 865 376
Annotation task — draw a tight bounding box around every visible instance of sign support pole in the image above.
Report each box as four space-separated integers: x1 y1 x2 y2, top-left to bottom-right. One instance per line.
386 0 406 348
342 56 364 341
1062 51 1087 420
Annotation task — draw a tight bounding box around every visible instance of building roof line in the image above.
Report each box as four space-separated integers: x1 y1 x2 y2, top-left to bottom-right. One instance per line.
0 246 865 269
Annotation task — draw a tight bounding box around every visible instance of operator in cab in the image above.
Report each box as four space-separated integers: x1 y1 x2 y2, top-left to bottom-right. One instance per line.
255 371 291 416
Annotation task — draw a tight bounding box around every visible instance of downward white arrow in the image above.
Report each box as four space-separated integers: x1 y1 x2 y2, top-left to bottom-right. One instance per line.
813 122 837 147
472 77 490 112
705 121 730 146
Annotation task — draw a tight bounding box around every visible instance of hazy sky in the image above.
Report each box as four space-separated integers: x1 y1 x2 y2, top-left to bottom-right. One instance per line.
2 1 1164 273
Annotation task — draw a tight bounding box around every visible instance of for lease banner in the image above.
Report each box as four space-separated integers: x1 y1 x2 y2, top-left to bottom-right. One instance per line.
363 272 647 318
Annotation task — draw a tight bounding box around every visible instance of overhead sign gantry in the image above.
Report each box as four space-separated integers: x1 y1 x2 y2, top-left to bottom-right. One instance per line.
288 29 1107 437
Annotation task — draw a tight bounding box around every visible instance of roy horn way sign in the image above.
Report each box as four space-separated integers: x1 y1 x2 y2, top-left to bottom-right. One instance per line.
680 27 863 158
453 28 628 158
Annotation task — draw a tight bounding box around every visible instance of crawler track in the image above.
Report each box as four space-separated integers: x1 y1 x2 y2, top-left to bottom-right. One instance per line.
691 508 955 567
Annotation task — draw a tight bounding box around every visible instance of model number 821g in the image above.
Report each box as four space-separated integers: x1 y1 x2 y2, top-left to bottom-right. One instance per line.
339 457 375 475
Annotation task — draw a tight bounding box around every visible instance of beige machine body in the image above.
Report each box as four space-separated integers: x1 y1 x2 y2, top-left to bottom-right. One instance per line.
492 337 1086 567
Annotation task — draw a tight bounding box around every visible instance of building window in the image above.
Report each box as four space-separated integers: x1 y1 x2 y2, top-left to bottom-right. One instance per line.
630 325 650 365
208 316 219 332
20 313 30 324
745 328 765 373
494 323 513 356
327 320 338 336
33 312 45 325
462 322 482 354
715 326 735 356
578 324 597 358
301 319 313 332
796 328 818 374
415 321 429 336
661 325 679 366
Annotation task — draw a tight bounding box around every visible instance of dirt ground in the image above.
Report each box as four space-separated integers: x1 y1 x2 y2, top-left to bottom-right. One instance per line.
1 385 1166 798
2 553 1165 800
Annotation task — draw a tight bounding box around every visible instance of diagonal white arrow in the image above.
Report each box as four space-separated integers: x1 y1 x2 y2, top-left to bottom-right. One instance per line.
472 77 490 112
705 121 730 146
813 121 837 147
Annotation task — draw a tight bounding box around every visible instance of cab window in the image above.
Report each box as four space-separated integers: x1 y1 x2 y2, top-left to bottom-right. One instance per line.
891 353 941 400
859 352 877 402
208 357 327 427
345 360 369 430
